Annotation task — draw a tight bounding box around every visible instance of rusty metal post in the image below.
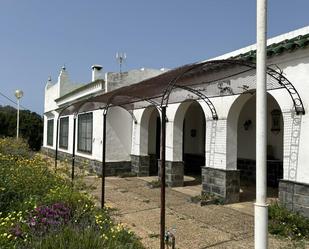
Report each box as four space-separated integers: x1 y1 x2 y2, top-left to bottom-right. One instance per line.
55 117 59 171
160 106 167 249
71 114 77 182
101 109 107 208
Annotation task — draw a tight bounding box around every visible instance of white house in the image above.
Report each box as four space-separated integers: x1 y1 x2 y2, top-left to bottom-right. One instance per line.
43 26 309 217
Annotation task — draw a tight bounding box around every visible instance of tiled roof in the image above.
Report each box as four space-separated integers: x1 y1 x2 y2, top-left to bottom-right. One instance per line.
232 33 309 61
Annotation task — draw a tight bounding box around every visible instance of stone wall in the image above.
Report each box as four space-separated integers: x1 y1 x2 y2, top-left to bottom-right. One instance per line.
131 155 150 176
202 167 240 203
279 180 309 217
42 147 131 176
158 160 184 187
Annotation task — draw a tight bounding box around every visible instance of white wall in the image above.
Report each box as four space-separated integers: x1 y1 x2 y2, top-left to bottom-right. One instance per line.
131 107 160 156
183 103 205 155
167 102 190 161
105 107 132 162
72 108 132 162
237 94 283 160
106 68 165 92
56 81 103 107
148 109 160 154
45 108 132 164
131 109 144 156
270 50 309 184
44 84 59 113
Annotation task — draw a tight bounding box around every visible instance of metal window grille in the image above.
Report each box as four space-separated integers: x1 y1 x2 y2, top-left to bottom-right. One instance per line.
47 119 54 146
59 117 69 149
77 113 93 153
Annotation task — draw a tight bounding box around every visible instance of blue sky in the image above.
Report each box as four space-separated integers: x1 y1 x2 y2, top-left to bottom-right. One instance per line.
0 0 308 114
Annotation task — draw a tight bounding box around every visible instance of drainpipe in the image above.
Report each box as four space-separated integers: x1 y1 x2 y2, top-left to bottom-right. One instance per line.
255 0 268 248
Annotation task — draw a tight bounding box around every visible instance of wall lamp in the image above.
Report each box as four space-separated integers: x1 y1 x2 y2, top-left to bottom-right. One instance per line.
243 119 252 131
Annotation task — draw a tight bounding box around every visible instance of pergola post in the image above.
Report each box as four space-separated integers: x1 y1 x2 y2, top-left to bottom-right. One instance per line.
71 114 77 182
101 109 107 208
255 0 268 248
160 106 167 249
55 117 59 171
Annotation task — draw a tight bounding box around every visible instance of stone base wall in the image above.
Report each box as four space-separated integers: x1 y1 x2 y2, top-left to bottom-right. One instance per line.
131 155 150 176
279 180 309 217
237 158 283 187
158 160 184 187
42 147 56 157
42 147 131 176
202 167 240 203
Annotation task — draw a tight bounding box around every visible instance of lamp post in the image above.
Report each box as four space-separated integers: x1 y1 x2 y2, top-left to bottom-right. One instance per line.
15 89 24 139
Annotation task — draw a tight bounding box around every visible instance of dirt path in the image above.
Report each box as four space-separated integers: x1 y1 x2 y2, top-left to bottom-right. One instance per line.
84 176 307 249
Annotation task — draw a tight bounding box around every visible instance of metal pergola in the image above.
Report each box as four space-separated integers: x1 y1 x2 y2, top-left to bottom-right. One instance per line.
54 59 304 249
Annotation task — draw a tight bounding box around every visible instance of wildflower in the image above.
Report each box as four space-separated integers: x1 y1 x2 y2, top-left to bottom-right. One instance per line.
11 225 23 237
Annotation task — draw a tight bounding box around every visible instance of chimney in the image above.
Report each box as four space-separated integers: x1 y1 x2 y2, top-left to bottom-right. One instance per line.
91 65 103 81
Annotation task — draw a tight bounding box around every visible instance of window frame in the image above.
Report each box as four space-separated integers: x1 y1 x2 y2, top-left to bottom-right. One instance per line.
59 116 69 149
47 119 54 146
77 112 93 154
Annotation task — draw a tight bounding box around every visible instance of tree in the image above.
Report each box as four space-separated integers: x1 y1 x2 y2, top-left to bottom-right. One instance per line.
0 105 43 151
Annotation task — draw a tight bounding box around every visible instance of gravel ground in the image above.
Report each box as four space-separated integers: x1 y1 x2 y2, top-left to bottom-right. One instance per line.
83 175 309 249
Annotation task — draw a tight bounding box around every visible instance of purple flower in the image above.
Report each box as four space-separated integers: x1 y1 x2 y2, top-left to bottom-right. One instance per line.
11 225 23 237
26 202 71 235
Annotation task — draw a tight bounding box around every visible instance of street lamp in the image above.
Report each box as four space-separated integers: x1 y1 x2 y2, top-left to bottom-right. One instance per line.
15 89 23 139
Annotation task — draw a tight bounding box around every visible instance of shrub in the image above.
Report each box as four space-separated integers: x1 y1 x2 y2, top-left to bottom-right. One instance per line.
0 138 145 249
268 202 309 240
190 192 224 205
0 153 67 213
147 179 161 188
27 220 144 249
0 137 32 159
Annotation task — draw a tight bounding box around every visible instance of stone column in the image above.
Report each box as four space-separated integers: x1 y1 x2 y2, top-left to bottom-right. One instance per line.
158 160 184 187
131 155 150 176
202 167 239 203
279 180 309 218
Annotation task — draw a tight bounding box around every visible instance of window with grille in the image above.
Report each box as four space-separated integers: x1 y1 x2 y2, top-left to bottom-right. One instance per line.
77 113 93 153
59 117 69 149
47 119 54 146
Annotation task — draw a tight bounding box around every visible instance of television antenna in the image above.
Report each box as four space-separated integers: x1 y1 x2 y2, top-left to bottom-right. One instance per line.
116 52 126 74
